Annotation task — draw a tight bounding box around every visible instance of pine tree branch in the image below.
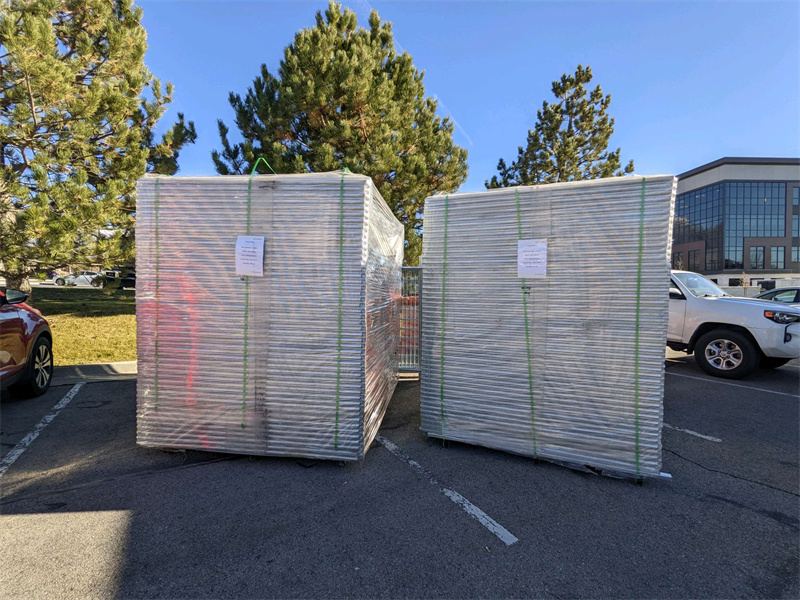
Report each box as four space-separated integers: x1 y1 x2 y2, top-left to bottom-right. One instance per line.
357 105 370 143
24 74 39 130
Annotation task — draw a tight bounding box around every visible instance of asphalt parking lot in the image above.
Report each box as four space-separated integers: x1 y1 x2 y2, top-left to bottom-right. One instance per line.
1 354 798 599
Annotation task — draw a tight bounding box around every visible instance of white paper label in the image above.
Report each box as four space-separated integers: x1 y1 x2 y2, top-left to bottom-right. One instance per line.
517 239 547 278
235 235 265 276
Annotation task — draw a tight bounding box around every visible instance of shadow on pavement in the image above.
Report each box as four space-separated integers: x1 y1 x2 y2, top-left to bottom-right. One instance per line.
1 375 798 599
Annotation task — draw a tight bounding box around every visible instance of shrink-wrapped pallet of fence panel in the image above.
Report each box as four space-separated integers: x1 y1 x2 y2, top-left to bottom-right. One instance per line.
420 175 676 478
135 171 403 461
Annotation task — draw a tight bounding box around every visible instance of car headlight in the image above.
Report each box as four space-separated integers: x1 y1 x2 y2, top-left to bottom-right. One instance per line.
764 310 800 324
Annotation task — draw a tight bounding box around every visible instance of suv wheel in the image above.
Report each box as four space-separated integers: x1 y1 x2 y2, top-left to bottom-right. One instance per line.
55 278 65 286
12 337 53 397
695 329 759 379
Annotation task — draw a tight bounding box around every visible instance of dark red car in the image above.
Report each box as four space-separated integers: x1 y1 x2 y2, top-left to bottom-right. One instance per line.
0 289 53 397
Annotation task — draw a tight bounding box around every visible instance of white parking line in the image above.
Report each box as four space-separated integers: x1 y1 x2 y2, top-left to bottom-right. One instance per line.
666 371 800 398
376 435 519 546
663 423 722 443
0 383 84 479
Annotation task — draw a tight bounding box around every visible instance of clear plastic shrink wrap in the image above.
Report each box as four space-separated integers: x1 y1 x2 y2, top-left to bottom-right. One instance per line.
420 175 677 477
136 172 404 461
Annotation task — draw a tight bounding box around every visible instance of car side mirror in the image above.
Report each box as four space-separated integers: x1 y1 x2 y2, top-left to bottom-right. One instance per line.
5 290 29 305
669 291 685 300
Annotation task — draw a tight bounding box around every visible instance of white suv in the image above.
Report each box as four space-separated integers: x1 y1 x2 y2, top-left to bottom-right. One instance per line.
668 270 800 379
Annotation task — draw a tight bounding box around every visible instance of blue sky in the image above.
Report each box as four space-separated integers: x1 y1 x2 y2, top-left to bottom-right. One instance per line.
140 0 800 192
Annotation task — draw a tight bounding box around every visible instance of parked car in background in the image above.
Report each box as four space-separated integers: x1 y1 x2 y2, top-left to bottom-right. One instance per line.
53 270 99 286
118 271 136 289
668 270 800 379
0 289 53 397
91 270 119 288
755 287 800 305
91 270 135 289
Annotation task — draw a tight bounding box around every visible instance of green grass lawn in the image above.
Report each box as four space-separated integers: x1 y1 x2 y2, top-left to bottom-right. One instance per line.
32 287 136 366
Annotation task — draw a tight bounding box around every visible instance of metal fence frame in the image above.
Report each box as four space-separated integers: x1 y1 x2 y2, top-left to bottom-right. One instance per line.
399 267 422 373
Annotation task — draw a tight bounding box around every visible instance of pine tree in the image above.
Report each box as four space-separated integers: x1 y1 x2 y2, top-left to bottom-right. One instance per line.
0 0 196 293
146 112 197 176
212 2 468 265
486 65 633 189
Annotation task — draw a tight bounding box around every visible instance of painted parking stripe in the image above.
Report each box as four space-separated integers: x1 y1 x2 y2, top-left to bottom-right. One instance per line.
665 372 799 398
376 435 519 546
663 423 722 443
0 383 84 479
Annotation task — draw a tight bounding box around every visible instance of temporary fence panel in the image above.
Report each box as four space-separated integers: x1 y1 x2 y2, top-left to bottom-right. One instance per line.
136 172 404 461
400 267 422 372
419 175 676 478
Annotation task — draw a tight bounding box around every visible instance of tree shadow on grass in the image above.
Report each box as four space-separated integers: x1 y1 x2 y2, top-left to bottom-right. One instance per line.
33 288 135 318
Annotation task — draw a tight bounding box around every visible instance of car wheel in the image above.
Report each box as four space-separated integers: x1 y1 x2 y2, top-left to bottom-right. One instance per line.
694 330 759 379
760 357 792 370
55 278 65 286
13 337 54 398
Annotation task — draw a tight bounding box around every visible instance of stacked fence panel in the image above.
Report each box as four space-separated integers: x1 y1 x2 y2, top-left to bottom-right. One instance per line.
136 172 403 461
419 175 676 477
400 268 421 372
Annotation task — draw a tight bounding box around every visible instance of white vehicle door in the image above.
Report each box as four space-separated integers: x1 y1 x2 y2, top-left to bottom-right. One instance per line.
668 278 687 342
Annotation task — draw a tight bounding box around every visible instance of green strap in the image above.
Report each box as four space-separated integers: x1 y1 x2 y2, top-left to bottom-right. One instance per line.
334 173 345 450
240 159 273 429
251 156 276 175
633 178 646 475
153 177 160 411
439 194 450 437
515 189 537 454
240 172 257 428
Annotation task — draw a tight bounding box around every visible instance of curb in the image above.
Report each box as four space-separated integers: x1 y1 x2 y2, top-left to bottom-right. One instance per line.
53 361 137 385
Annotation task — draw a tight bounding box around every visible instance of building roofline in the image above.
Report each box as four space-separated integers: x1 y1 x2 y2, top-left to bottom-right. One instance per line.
678 157 800 180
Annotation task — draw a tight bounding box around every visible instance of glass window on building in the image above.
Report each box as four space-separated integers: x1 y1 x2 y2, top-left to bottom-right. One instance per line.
675 182 723 271
770 246 785 270
687 249 699 271
705 248 719 271
750 246 765 269
677 181 795 271
723 181 785 270
793 245 800 263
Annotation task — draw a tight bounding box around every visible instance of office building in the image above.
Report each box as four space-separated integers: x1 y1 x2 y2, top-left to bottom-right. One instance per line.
672 157 800 285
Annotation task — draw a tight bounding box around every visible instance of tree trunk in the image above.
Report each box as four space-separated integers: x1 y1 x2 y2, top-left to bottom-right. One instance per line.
4 273 33 304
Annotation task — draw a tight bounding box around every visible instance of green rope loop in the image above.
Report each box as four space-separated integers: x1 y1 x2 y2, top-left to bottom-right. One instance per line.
250 157 276 175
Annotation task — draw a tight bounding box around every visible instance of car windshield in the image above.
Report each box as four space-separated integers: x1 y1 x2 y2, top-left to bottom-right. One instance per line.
673 272 728 297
